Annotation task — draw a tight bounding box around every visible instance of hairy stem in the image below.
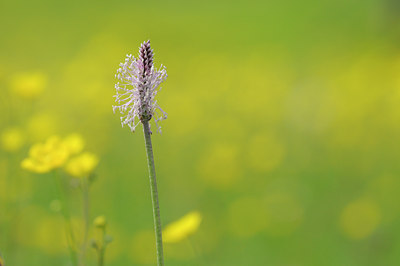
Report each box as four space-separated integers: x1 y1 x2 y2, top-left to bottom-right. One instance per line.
142 120 164 266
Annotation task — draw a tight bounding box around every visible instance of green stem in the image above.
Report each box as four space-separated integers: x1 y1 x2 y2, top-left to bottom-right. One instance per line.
98 240 105 266
79 177 90 266
142 120 164 266
97 227 106 266
98 248 105 266
53 171 78 266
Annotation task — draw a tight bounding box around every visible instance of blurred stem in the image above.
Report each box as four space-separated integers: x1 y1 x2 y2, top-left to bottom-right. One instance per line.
79 177 90 266
142 120 164 266
3 155 16 258
94 226 107 266
98 247 105 266
97 228 106 266
53 170 78 266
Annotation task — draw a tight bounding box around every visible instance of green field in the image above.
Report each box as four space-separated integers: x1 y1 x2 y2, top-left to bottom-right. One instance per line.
1 0 400 265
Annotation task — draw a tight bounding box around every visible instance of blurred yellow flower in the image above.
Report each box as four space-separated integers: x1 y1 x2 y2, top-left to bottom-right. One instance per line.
63 133 85 155
340 198 381 240
1 127 25 152
94 215 107 229
0 253 4 266
10 71 47 99
163 211 202 243
65 152 99 178
21 135 70 174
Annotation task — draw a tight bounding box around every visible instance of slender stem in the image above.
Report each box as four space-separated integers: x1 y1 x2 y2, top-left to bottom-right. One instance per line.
142 120 164 266
79 177 90 266
53 171 78 266
98 247 105 266
98 228 106 266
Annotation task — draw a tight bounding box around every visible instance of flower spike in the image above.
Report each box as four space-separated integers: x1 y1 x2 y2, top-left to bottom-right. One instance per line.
113 40 167 133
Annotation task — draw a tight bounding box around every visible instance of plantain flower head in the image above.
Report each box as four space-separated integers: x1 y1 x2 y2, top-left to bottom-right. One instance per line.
113 40 167 133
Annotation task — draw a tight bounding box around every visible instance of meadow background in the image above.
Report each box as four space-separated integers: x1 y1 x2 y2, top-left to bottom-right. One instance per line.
1 0 400 265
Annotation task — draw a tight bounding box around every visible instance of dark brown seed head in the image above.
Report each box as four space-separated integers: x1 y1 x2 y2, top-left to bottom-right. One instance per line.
139 40 154 79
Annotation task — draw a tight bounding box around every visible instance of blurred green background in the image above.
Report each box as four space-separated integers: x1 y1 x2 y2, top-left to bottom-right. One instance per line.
1 0 400 265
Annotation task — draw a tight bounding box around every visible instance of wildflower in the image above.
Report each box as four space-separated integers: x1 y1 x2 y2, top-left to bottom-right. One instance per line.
113 40 168 133
10 72 47 99
1 127 25 152
65 152 99 178
21 135 70 173
92 215 112 265
163 211 202 243
63 133 85 155
114 40 167 265
94 216 107 229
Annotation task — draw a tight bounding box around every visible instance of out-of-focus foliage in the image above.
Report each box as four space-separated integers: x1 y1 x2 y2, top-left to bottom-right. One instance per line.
1 0 400 265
